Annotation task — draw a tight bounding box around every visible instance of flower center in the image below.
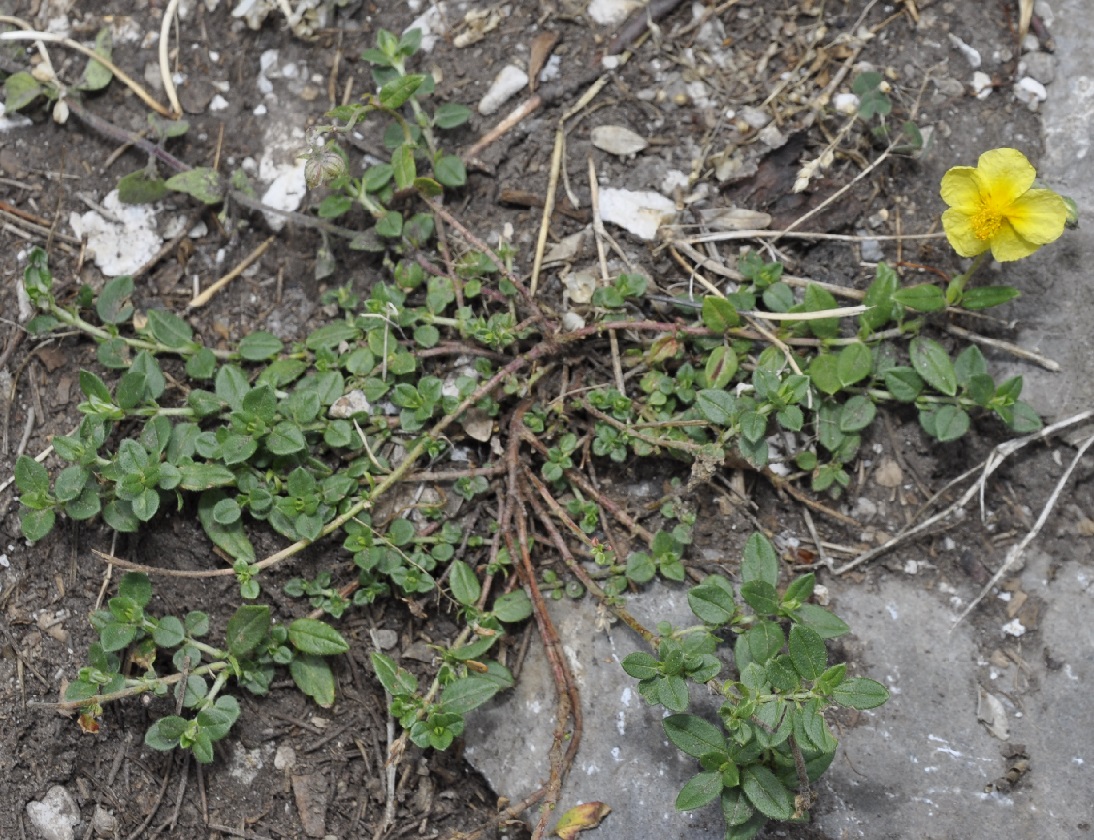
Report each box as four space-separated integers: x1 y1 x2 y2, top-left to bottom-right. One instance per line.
971 206 1003 241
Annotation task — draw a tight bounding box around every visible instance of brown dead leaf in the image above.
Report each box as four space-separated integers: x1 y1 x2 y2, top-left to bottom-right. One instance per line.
529 31 559 93
874 458 903 489
553 801 611 839
1076 517 1094 537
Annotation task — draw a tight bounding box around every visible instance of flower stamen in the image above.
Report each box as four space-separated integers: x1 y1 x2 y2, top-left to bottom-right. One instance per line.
971 206 1002 241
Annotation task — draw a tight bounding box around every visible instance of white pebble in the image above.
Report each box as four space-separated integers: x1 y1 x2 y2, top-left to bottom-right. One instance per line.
597 188 676 240
1013 76 1047 111
833 92 860 114
972 71 993 100
478 65 529 115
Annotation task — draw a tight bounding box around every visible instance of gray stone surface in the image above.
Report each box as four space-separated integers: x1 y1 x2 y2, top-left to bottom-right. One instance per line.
464 4 1094 837
1011 0 1094 424
464 583 727 838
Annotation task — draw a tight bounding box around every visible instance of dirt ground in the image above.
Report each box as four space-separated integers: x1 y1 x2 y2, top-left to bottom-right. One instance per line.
0 1 1085 838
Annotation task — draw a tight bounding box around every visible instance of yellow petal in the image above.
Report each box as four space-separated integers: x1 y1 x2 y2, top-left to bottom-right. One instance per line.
939 166 983 212
976 148 1036 207
1005 188 1067 245
941 207 990 258
988 220 1041 262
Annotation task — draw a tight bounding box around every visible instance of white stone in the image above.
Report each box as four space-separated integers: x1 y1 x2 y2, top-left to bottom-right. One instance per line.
597 188 677 240
972 71 993 99
478 65 529 116
274 745 297 770
405 2 448 53
259 159 308 232
1002 618 1027 637
26 786 80 840
68 190 164 277
590 125 648 157
1014 75 1048 110
833 92 860 114
588 0 643 26
948 33 982 68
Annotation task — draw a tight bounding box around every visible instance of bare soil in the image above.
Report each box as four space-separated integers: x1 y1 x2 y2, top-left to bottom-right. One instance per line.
0 1 1080 838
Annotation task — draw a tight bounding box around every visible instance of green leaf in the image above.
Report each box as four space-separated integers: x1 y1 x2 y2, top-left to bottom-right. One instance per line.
291 653 337 708
225 604 270 657
701 296 740 331
145 716 188 751
925 404 970 442
721 788 756 828
794 603 849 639
688 580 738 625
838 395 876 433
695 389 736 426
883 367 924 402
20 508 55 542
197 491 255 563
266 422 307 455
741 533 778 587
836 342 872 387
288 618 349 655
96 275 135 324
434 154 466 188
146 308 195 349
3 71 45 112
909 337 957 396
832 676 890 709
440 675 502 715
492 589 532 622
165 167 226 204
370 651 418 696
434 102 471 128
153 615 186 648
15 454 51 496
808 353 841 396
449 560 481 606
735 621 785 670
858 262 898 333
961 286 1020 310
675 771 724 811
740 580 779 616
741 765 793 820
179 462 236 491
788 625 827 680
238 331 284 361
77 27 114 91
663 714 727 758
379 73 425 109
621 652 660 680
892 283 946 312
391 144 416 190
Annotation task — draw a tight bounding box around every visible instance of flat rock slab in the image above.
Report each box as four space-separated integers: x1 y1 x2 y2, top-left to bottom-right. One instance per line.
464 583 727 838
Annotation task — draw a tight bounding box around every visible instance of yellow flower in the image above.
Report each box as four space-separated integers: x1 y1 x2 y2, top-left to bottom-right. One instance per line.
940 147 1067 262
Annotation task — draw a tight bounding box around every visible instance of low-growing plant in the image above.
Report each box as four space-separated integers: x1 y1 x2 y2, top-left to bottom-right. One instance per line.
623 533 888 838
6 20 1077 833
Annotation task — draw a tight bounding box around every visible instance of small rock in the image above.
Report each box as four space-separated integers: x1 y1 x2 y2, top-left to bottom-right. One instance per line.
947 33 982 68
26 786 80 840
971 71 993 99
1021 51 1056 85
860 238 884 262
260 160 308 232
562 269 597 304
874 457 903 488
757 124 786 148
562 311 587 331
587 0 644 26
833 92 860 114
590 125 648 157
1001 618 1027 638
275 745 297 771
597 188 676 241
933 76 965 99
977 688 1010 740
329 390 371 419
91 805 116 839
478 65 529 116
371 628 398 650
291 774 329 838
1014 76 1047 110
738 106 771 129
